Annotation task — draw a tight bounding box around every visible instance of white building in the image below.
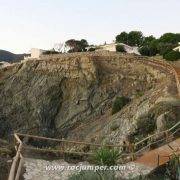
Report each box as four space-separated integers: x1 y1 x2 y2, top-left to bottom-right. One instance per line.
54 42 70 53
24 48 46 60
94 43 140 55
119 43 140 55
98 43 117 52
173 42 180 52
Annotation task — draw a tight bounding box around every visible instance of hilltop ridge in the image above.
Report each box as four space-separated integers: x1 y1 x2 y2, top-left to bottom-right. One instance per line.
0 49 28 62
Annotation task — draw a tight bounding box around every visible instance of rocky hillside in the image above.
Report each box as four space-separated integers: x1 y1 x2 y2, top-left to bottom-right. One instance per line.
0 52 179 145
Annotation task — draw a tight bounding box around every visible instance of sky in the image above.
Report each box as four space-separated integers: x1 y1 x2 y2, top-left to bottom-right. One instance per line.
0 0 180 54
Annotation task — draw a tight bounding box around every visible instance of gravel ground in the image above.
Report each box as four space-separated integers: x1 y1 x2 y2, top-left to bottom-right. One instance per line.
23 158 153 180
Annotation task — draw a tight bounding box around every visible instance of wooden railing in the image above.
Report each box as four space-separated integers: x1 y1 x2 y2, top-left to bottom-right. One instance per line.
8 134 23 180
8 120 180 180
134 121 180 156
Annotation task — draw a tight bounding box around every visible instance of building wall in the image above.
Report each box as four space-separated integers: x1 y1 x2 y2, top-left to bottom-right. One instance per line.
97 43 140 55
101 44 116 51
24 48 46 60
31 48 45 58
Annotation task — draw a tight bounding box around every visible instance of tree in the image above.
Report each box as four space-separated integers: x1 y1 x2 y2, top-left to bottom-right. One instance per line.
65 39 88 52
159 33 180 44
115 31 180 56
65 39 78 52
128 31 144 46
163 50 180 61
116 31 144 47
139 44 158 56
80 39 88 48
149 43 158 56
157 43 176 55
139 46 151 56
116 31 128 44
143 35 156 46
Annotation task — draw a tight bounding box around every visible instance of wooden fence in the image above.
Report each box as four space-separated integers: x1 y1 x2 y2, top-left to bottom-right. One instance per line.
8 120 179 180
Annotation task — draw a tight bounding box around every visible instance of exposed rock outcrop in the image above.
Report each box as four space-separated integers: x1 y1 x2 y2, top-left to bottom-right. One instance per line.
0 52 179 144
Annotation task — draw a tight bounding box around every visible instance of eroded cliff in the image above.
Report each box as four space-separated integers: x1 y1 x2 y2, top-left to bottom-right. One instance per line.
0 52 179 145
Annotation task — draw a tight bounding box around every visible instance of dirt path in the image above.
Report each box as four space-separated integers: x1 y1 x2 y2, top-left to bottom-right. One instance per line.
135 138 180 168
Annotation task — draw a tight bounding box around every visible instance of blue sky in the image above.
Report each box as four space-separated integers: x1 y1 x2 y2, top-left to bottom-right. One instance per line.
0 0 180 53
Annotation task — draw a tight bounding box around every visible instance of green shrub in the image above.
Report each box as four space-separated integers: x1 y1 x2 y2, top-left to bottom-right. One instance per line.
139 45 158 56
136 91 144 97
0 116 12 138
112 96 130 115
130 113 156 143
136 114 156 135
165 154 180 180
116 45 126 52
93 147 120 166
157 42 176 55
139 46 150 56
163 50 180 61
69 170 117 180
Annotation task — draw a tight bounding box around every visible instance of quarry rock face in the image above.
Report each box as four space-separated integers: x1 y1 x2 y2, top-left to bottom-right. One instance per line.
0 52 179 144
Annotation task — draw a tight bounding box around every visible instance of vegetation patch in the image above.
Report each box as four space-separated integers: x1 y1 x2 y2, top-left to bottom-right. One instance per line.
139 45 158 56
0 116 12 139
131 114 156 142
163 50 180 61
112 96 130 115
130 102 179 143
116 31 180 59
165 153 180 179
136 90 144 97
116 45 126 53
69 147 121 180
92 147 121 166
